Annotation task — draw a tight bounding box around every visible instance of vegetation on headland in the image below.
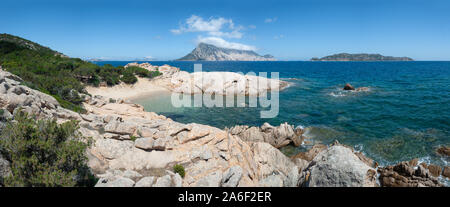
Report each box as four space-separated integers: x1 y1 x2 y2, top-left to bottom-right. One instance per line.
0 111 96 187
0 33 161 113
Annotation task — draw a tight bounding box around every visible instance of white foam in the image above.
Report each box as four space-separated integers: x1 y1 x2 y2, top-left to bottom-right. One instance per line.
328 86 372 97
354 144 364 152
418 156 432 165
301 127 314 138
328 92 347 97
440 156 449 166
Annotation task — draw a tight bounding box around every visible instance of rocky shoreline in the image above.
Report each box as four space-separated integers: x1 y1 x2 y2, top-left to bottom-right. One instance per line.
0 69 448 187
87 62 289 99
125 62 289 96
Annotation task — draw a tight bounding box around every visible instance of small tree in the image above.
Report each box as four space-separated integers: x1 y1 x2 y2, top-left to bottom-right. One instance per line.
0 111 95 187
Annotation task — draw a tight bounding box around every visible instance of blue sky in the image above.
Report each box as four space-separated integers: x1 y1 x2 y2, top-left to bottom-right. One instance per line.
1 0 450 60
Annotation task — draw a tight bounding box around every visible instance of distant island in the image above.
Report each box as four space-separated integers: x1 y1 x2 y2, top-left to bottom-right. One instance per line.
311 53 413 61
177 43 276 61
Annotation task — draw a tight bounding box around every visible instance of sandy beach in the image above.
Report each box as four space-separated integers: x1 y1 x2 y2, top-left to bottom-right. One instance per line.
85 77 170 100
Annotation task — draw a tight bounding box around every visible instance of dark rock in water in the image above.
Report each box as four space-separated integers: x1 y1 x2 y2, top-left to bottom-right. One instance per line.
378 161 443 187
427 164 442 177
417 162 443 178
408 158 419 167
355 87 370 92
414 165 429 178
291 144 327 162
165 114 184 120
436 146 450 157
443 166 450 178
393 161 415 177
343 83 355 90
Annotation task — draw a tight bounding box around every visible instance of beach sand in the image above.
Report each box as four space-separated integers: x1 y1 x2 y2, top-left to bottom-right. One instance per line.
85 77 170 100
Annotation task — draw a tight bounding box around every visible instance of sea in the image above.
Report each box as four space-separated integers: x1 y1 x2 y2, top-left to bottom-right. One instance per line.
95 61 449 176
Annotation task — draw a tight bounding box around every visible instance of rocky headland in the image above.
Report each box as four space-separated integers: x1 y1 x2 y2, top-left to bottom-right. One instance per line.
86 62 288 98
1 69 447 187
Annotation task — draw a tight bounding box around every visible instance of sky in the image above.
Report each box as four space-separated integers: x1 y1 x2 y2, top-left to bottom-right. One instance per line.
1 0 450 60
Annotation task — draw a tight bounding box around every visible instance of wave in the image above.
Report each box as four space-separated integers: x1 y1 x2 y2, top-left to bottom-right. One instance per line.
354 143 364 152
329 91 347 97
280 77 303 81
328 86 372 97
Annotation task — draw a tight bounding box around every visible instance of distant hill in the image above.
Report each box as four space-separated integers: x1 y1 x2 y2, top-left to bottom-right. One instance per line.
0 33 66 57
311 53 413 61
177 43 276 61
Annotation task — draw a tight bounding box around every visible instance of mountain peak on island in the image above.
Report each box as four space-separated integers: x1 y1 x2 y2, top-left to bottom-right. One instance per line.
177 43 276 61
311 53 413 61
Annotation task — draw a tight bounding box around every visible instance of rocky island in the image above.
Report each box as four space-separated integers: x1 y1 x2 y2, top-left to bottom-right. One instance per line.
311 53 413 61
177 43 276 61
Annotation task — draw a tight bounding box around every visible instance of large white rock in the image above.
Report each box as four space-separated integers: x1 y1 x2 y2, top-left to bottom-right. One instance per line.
153 175 172 187
300 145 377 187
93 139 134 160
169 71 287 96
251 142 300 187
221 166 243 187
194 171 223 187
135 176 156 187
95 177 135 187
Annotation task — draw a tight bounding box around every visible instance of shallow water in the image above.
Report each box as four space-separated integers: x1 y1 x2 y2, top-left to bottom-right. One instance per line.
97 61 450 168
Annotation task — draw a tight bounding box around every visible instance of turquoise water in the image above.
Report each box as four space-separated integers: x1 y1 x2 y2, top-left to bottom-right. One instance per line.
96 61 450 167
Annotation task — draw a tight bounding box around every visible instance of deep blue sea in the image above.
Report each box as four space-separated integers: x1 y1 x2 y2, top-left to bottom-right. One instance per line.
96 61 450 169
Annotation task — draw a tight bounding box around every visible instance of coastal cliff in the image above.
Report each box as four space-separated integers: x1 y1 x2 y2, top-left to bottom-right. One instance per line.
177 43 276 61
311 53 413 61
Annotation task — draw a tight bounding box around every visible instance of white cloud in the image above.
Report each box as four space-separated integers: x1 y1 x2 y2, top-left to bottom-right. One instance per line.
170 29 182 34
171 15 243 39
274 34 284 39
172 15 258 51
197 36 256 51
264 17 277 23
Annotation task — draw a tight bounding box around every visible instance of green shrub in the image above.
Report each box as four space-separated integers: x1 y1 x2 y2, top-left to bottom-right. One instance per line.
0 111 95 187
130 135 138 142
173 164 185 178
148 71 162 78
120 71 138 84
126 66 149 78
